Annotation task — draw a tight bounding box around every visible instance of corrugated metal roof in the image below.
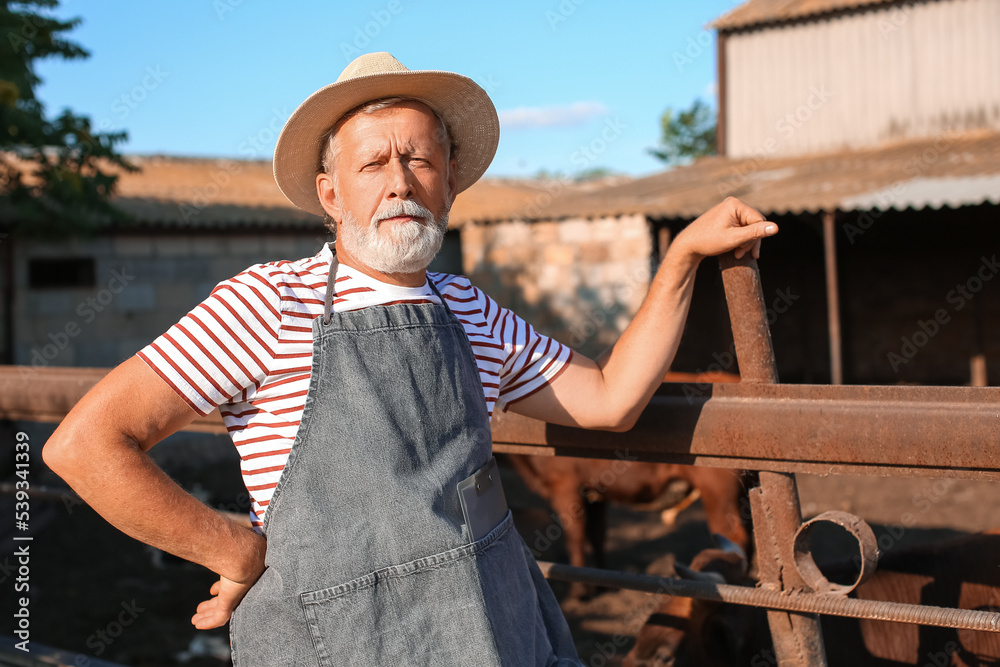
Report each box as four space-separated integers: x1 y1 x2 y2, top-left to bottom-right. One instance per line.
521 130 1000 221
711 0 901 30
105 155 556 230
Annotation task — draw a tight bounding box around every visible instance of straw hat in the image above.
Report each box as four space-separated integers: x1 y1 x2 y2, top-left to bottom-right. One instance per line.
273 52 500 216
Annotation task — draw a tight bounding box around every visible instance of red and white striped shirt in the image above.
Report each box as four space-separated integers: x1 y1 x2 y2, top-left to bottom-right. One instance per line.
137 243 572 531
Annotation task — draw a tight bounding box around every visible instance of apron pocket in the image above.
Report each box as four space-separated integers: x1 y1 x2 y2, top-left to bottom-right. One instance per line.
300 513 516 667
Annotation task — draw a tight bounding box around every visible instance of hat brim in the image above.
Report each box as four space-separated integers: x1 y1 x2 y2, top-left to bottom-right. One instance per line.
273 70 500 216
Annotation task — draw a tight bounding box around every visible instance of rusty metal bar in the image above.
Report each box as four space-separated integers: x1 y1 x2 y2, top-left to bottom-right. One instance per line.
822 210 843 385
0 365 226 432
536 561 1000 633
720 251 827 666
0 482 254 528
4 366 999 478
490 379 1000 477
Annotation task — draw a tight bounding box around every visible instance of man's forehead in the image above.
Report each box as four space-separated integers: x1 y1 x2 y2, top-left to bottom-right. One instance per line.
337 103 445 151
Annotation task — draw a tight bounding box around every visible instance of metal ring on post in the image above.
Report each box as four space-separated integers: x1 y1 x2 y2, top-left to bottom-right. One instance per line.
793 510 879 595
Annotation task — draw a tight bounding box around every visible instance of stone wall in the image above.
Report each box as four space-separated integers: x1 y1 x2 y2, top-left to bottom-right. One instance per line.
461 214 653 358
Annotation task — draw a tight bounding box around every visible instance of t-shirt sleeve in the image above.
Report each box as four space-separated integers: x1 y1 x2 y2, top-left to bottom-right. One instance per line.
492 298 573 412
136 267 282 416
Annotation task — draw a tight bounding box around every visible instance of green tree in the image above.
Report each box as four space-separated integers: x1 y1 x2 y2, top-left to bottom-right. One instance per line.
1 0 135 239
648 98 717 166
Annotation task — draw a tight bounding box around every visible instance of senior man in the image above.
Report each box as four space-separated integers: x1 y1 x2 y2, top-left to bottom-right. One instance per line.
43 53 777 665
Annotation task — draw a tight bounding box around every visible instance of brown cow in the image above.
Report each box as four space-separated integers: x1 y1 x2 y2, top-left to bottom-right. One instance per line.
625 530 1000 666
503 371 749 599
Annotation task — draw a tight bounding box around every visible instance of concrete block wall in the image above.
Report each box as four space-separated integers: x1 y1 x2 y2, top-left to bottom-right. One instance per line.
14 232 330 371
462 214 653 358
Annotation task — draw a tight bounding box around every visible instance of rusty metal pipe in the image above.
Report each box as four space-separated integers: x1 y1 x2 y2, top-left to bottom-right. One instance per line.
7 366 1000 479
537 561 1000 633
720 252 828 666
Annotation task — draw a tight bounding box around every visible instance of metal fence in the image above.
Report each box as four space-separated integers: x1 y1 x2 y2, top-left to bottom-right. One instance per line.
3 252 999 666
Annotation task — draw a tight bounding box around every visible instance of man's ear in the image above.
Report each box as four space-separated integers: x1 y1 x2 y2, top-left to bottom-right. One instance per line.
316 172 342 221
446 157 459 204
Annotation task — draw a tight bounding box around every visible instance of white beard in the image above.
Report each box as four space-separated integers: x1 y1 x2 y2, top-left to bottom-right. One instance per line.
338 199 450 274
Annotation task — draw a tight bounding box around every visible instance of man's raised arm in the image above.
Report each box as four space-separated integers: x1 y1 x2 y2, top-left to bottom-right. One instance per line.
41 356 266 629
510 197 778 431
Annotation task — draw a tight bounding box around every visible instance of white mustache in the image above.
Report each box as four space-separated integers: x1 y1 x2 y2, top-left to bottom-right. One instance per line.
372 200 435 226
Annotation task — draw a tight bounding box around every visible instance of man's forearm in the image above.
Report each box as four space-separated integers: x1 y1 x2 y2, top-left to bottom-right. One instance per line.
506 198 776 431
47 430 262 582
595 241 701 428
42 359 265 584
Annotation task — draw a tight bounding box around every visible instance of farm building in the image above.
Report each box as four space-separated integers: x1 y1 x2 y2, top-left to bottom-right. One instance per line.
3 0 998 389
466 0 1000 386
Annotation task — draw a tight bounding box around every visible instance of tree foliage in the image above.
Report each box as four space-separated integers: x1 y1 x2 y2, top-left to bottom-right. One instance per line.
1 0 134 238
648 98 717 167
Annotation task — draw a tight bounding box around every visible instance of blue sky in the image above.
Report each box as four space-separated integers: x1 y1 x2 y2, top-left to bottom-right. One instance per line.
34 0 739 178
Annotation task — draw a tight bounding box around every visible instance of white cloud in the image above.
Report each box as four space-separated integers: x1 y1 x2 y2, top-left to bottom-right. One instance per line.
498 101 609 129
704 81 718 99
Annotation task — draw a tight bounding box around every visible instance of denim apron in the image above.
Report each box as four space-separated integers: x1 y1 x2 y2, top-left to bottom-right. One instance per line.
230 249 581 666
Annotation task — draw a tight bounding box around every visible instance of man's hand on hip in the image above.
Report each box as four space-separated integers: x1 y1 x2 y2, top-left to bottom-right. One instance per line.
192 529 267 630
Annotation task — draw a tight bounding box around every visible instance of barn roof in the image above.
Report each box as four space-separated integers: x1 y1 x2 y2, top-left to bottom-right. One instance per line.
103 155 563 231
711 0 901 31
522 130 1000 221
11 129 996 231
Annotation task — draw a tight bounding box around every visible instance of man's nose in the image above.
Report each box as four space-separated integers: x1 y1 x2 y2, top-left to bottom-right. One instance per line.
385 158 414 200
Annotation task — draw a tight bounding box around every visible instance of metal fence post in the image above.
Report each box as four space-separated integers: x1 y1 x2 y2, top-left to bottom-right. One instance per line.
719 252 828 666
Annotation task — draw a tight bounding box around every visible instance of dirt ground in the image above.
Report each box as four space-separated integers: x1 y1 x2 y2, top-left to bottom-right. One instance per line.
4 426 1000 666
513 466 1000 666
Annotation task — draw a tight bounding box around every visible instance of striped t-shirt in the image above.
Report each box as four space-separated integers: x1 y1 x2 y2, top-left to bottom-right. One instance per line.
137 243 572 531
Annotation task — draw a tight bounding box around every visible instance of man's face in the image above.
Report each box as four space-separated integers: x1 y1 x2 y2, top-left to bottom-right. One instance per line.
317 100 458 276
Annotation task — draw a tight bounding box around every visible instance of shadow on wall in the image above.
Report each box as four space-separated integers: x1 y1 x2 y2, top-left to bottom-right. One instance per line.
465 228 648 360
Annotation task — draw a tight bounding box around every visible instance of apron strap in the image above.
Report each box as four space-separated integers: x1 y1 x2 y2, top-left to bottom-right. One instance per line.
425 272 456 316
322 243 338 326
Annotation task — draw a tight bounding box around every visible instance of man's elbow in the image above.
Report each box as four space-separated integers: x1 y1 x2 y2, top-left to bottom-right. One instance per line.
42 417 92 481
594 408 639 433
42 430 76 479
